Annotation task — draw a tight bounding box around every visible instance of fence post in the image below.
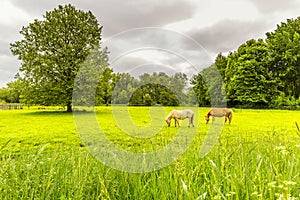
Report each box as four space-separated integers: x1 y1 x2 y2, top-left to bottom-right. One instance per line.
0 103 23 110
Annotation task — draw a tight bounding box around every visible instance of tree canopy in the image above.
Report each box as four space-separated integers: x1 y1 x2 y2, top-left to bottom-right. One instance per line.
10 4 104 111
112 72 192 106
266 18 300 99
191 17 300 108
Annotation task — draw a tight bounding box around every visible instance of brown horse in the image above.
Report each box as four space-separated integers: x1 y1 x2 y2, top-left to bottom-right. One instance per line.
165 109 194 127
205 108 233 125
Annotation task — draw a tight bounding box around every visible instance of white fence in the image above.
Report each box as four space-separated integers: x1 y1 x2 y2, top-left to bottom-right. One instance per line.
0 104 23 110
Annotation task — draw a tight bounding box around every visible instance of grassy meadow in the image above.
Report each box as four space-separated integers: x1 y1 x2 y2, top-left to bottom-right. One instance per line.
0 106 299 199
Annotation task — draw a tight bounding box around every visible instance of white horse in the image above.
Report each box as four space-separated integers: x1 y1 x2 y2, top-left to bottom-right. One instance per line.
165 109 194 127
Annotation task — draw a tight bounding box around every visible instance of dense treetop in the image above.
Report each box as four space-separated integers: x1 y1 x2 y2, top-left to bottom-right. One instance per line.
192 17 300 108
10 4 104 111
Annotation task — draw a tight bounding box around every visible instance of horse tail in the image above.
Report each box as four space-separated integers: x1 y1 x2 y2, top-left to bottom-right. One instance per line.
189 111 194 127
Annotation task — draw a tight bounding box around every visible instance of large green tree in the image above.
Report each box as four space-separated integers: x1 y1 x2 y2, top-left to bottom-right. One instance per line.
97 67 118 106
121 72 188 106
191 72 210 106
214 53 228 79
225 39 277 107
0 79 23 103
191 64 225 107
10 4 103 111
266 17 300 99
112 73 139 104
191 17 300 108
72 48 110 107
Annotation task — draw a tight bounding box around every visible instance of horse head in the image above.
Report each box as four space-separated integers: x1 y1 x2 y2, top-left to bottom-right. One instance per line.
165 118 171 127
205 115 209 124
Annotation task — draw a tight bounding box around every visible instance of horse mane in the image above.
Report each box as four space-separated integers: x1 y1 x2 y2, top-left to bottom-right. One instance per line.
166 110 174 120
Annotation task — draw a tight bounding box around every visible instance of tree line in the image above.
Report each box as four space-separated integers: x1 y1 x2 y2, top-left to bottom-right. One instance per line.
1 4 300 110
112 72 196 106
192 17 300 109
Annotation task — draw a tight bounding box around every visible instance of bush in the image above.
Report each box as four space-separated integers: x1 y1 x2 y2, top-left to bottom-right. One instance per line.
270 93 300 109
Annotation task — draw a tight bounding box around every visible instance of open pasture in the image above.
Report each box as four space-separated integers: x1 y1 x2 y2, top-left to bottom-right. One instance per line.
0 107 299 199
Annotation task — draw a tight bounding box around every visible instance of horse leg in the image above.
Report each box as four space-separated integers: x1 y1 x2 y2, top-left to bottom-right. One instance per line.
212 117 215 124
174 118 178 127
188 117 194 127
224 116 227 124
176 118 180 127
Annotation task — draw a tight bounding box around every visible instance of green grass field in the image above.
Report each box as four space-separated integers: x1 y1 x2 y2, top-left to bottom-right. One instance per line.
0 107 299 199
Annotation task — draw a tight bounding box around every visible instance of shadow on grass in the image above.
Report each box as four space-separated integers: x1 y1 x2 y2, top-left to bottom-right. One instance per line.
19 109 101 117
20 110 73 116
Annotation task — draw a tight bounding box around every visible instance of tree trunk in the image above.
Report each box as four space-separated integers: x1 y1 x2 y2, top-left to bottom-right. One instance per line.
66 103 72 112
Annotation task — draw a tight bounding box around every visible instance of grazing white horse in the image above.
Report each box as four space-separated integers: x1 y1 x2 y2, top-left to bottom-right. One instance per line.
165 109 194 127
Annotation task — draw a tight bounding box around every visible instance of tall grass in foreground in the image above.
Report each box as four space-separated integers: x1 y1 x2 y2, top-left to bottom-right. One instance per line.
0 108 299 199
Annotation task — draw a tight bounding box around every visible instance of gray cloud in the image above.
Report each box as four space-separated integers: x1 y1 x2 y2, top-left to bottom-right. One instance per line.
104 27 213 78
111 55 181 79
10 0 197 37
0 55 20 85
1 0 196 87
250 0 298 13
0 70 13 85
0 41 11 56
111 56 149 73
0 24 23 57
1 0 300 87
186 19 272 56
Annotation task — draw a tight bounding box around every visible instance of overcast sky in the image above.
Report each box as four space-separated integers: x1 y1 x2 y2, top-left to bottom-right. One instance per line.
1 0 300 87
